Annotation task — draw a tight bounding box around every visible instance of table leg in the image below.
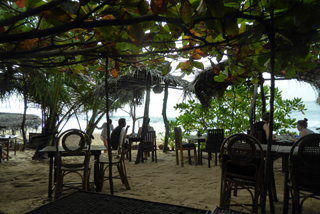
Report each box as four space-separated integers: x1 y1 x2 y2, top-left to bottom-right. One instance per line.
14 138 17 156
282 154 289 214
7 140 9 161
198 140 201 165
48 155 53 198
94 154 100 191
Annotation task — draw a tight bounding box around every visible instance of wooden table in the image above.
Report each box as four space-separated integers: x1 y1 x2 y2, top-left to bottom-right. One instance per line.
128 136 140 161
39 145 107 198
0 135 19 161
185 135 207 165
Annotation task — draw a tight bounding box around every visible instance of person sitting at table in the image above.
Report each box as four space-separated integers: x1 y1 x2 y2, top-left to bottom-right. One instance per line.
288 118 314 143
110 118 131 150
96 119 114 152
1 142 12 160
252 112 270 144
137 118 154 160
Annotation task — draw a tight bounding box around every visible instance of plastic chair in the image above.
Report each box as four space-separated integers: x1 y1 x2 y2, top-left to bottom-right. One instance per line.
54 129 92 200
141 131 157 162
174 127 197 167
219 133 264 213
98 128 130 191
287 133 320 214
200 129 224 167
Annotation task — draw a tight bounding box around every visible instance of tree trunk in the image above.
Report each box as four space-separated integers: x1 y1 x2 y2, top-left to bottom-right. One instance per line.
259 73 266 114
261 6 276 214
21 74 28 151
162 83 169 152
135 70 151 164
249 83 258 135
105 58 113 195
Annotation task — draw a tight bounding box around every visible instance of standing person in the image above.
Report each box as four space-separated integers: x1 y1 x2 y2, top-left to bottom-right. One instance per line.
252 112 270 144
288 118 314 143
137 118 154 160
110 118 131 150
96 119 114 150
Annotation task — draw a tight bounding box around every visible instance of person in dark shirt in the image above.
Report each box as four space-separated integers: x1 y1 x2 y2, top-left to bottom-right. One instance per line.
110 118 131 149
253 112 270 144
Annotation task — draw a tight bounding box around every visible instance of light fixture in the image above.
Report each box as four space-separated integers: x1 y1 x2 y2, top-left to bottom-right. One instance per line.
152 82 163 94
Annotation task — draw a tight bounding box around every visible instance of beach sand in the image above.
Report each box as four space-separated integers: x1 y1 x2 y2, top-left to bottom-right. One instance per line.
0 133 319 214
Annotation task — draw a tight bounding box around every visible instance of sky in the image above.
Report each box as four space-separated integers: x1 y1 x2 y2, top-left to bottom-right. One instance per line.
263 76 318 102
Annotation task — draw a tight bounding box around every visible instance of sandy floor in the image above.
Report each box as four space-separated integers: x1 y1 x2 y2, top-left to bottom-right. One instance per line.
0 133 319 214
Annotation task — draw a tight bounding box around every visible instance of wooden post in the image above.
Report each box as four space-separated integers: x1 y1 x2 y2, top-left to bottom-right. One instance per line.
105 58 113 195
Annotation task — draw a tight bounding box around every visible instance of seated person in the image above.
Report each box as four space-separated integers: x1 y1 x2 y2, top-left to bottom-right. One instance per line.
137 118 154 160
252 112 270 144
110 118 131 150
137 118 154 139
288 118 314 143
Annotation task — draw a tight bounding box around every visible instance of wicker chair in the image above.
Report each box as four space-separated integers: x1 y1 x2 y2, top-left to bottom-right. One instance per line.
54 129 92 200
219 134 264 213
98 128 130 191
200 129 224 167
174 127 197 167
287 133 320 214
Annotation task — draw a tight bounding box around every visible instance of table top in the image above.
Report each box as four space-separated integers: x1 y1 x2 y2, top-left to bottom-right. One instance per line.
39 145 107 153
185 135 207 141
0 135 19 140
26 191 210 214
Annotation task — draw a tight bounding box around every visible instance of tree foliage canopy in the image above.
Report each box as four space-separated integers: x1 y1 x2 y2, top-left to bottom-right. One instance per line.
1 0 320 83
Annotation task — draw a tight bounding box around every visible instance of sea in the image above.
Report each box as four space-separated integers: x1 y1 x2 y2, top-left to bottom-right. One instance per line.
1 89 319 135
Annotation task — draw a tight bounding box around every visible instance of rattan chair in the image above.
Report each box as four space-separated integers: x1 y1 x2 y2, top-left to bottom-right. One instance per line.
219 133 264 213
200 129 224 167
174 127 197 167
287 133 320 214
54 129 92 200
141 130 157 162
98 128 130 191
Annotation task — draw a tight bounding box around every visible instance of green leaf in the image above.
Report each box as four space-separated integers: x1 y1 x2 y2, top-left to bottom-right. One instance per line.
233 77 246 84
180 0 194 24
216 52 223 62
295 62 317 70
257 54 269 66
293 3 311 26
225 17 238 35
206 0 225 18
193 61 204 70
252 78 259 84
214 73 227 82
285 67 296 78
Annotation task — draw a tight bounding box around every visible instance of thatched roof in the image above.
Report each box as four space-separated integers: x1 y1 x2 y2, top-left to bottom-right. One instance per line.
96 67 192 100
190 60 320 108
0 113 41 131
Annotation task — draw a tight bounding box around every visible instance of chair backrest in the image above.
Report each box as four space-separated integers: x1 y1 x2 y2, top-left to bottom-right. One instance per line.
56 129 91 154
289 134 320 189
220 133 264 181
142 131 156 148
174 127 183 149
117 128 127 157
206 129 224 150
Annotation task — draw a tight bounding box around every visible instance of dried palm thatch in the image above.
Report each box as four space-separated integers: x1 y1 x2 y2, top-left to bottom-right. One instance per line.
190 60 320 108
0 113 41 132
95 67 191 100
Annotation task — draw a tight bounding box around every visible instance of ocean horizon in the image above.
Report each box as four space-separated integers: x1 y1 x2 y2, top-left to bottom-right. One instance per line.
1 90 319 135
